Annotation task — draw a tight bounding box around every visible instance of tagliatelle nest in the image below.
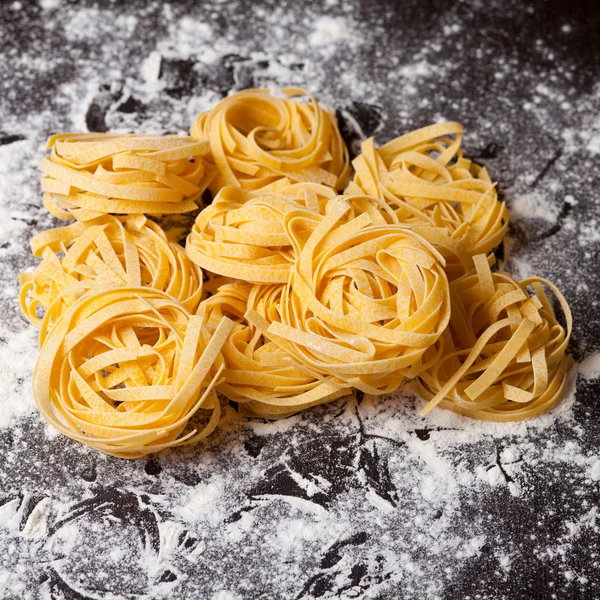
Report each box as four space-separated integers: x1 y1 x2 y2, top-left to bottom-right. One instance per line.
19 215 203 339
23 107 575 456
199 280 352 418
33 286 234 458
190 87 350 194
186 185 398 284
40 133 214 221
246 198 451 394
415 255 573 421
347 122 509 279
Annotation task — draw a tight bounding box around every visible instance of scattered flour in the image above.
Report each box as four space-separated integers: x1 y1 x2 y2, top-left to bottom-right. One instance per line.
586 135 600 154
578 353 600 379
0 2 598 599
0 325 38 428
308 16 349 47
509 191 560 223
141 51 163 85
39 0 61 9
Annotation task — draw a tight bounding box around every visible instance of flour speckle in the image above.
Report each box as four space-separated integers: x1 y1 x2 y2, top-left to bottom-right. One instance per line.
39 0 61 9
586 134 600 154
509 191 559 223
308 16 348 47
0 1 598 598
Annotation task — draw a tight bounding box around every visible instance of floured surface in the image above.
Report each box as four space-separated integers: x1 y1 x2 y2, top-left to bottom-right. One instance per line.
0 0 599 598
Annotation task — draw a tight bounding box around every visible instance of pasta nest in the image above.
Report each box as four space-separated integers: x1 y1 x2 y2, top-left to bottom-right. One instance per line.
33 286 234 458
199 280 352 418
246 198 451 394
40 133 213 221
19 215 203 337
190 87 350 193
415 255 573 421
347 122 509 279
185 185 397 284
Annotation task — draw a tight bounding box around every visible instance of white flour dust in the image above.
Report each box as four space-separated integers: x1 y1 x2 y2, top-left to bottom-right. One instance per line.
0 2 599 599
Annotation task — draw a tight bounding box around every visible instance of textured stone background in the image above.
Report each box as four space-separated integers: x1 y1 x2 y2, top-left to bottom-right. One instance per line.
0 1 599 599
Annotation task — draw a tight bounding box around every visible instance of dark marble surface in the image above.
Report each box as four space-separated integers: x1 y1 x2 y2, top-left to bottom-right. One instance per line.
0 1 599 599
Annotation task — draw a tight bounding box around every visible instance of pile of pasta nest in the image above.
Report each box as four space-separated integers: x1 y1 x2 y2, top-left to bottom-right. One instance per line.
19 87 573 458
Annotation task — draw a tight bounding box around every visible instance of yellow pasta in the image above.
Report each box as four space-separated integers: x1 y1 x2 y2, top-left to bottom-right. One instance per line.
348 122 509 279
190 87 350 194
186 183 397 284
414 255 572 421
40 133 213 220
18 87 576 455
199 280 352 418
20 215 203 338
249 177 338 210
32 286 234 458
246 198 451 394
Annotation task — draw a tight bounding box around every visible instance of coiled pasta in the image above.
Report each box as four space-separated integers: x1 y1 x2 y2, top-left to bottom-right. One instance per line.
20 215 202 338
199 281 352 418
415 255 573 421
40 133 213 220
347 122 509 279
32 286 234 458
246 198 451 394
190 88 350 194
186 185 397 284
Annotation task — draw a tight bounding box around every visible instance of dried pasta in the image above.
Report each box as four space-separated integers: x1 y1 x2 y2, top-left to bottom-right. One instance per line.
246 198 451 394
20 87 576 455
20 215 203 337
40 133 213 220
414 255 572 421
33 286 234 458
186 184 397 284
199 280 352 418
190 88 350 194
348 123 509 279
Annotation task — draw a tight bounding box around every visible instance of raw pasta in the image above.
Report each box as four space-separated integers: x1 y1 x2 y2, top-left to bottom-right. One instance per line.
21 91 575 456
185 184 397 284
186 186 306 284
40 133 213 220
347 122 509 279
190 88 350 194
32 286 233 458
414 255 573 421
246 197 451 394
20 215 203 338
199 280 352 417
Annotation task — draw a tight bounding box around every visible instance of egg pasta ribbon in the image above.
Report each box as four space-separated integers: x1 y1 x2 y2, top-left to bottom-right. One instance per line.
20 91 576 454
20 215 202 338
245 198 451 394
199 280 352 418
40 133 213 221
33 286 234 458
190 87 350 194
415 255 573 421
347 122 509 279
186 183 398 284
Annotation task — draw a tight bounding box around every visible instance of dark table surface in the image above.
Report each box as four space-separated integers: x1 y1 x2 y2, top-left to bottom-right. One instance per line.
1 1 599 598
